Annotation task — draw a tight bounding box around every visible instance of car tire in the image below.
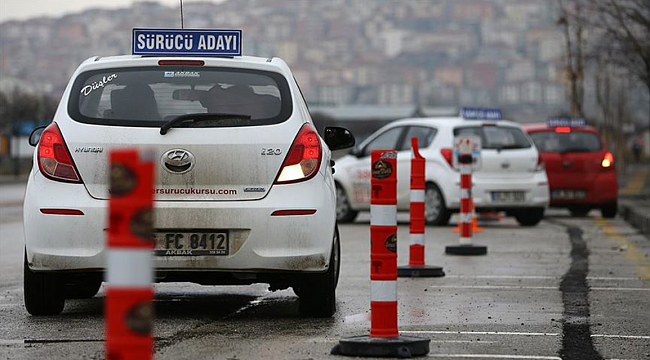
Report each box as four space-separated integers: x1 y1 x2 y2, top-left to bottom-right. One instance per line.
514 207 545 227
568 206 591 217
24 251 65 315
335 183 358 223
296 225 340 318
601 203 617 218
65 279 102 299
425 183 451 226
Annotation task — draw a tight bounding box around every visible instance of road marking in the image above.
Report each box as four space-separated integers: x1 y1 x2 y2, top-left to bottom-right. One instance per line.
429 285 557 290
595 218 650 280
24 339 103 343
428 284 649 291
619 166 649 196
444 275 559 280
344 312 370 323
444 275 642 281
428 355 561 360
429 340 497 344
591 334 650 340
0 339 23 345
587 276 645 281
401 331 558 336
590 287 650 291
402 331 649 340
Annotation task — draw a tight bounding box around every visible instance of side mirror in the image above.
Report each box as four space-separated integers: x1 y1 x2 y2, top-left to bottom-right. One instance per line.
324 126 355 151
28 125 47 147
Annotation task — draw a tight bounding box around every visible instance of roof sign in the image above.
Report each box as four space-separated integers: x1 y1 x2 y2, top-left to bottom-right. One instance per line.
547 117 586 128
132 28 242 56
461 107 502 120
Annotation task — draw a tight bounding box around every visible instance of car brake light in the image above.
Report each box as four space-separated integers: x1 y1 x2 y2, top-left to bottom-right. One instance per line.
601 152 614 168
38 123 82 183
440 148 454 167
158 60 205 66
274 123 322 184
555 127 571 133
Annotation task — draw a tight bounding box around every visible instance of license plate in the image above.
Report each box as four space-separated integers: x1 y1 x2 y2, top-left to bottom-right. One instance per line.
491 191 526 203
551 189 586 199
154 231 229 256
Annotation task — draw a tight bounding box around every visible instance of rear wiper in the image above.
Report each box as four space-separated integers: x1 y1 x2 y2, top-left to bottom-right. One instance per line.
160 112 252 135
560 147 591 154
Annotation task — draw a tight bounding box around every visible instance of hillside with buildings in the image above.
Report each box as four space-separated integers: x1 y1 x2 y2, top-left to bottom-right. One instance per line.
1 0 648 124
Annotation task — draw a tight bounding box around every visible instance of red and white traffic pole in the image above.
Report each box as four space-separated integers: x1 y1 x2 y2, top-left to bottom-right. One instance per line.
445 140 487 256
333 150 429 357
369 150 398 337
397 138 444 278
105 149 155 360
459 163 473 245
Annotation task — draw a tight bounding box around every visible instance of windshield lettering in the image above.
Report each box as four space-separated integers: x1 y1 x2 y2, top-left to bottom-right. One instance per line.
80 74 118 96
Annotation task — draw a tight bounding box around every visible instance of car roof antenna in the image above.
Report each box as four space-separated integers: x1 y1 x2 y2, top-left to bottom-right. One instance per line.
179 0 184 29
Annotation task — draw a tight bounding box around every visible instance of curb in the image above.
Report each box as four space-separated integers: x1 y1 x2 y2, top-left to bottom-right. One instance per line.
619 200 650 239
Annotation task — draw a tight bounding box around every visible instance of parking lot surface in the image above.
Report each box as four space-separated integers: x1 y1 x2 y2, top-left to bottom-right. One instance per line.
1 182 649 360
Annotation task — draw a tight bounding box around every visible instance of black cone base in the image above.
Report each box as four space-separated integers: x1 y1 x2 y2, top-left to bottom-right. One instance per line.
397 265 445 278
445 244 487 256
331 335 430 358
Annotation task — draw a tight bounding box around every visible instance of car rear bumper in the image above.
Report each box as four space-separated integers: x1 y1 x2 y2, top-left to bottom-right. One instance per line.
24 171 335 273
548 170 618 206
444 172 549 209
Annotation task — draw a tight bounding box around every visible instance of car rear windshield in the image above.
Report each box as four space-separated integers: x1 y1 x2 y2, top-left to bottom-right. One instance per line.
453 125 532 150
68 66 293 127
529 131 602 153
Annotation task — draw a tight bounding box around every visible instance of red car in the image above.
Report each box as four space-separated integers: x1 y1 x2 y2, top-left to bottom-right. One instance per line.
524 122 618 218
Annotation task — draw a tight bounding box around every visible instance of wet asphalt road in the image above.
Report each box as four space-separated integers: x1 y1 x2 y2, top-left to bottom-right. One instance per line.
1 182 649 360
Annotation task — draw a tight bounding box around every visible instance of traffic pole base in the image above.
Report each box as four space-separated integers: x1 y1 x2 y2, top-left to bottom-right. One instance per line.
331 335 430 358
397 265 445 278
445 244 487 256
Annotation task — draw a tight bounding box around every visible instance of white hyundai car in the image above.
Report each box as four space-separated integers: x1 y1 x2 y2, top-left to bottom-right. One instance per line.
23 53 354 316
334 117 549 226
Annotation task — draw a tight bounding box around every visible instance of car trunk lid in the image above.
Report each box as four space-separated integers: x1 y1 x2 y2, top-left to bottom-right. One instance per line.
61 121 301 201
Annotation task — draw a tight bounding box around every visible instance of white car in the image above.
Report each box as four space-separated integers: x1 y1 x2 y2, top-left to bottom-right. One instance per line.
334 117 549 226
23 54 354 316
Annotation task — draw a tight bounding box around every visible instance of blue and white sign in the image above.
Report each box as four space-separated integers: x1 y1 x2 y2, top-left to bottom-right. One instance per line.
132 28 242 56
461 107 502 120
547 117 586 128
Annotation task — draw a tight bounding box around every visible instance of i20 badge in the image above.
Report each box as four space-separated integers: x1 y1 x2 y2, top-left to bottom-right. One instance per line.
162 149 195 174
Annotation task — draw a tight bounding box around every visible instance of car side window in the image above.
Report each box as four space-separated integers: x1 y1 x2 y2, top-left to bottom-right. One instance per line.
363 127 405 157
399 126 436 151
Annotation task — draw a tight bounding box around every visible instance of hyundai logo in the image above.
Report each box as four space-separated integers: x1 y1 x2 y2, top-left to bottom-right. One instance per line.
162 149 195 174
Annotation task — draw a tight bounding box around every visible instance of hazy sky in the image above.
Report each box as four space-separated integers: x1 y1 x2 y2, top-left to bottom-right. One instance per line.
0 0 223 23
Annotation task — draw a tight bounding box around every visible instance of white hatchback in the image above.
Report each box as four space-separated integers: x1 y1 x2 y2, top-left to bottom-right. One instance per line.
23 55 354 316
334 117 549 226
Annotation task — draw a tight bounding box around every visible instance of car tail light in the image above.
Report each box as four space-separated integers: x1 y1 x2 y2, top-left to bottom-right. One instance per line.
38 123 82 183
601 152 614 168
440 148 454 168
555 127 571 133
274 123 322 184
534 154 545 172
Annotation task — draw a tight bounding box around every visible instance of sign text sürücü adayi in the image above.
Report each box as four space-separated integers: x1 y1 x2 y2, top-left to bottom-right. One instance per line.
132 29 242 56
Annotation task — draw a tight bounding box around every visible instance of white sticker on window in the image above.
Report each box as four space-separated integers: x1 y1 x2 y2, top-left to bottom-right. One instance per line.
80 74 118 96
164 71 200 78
